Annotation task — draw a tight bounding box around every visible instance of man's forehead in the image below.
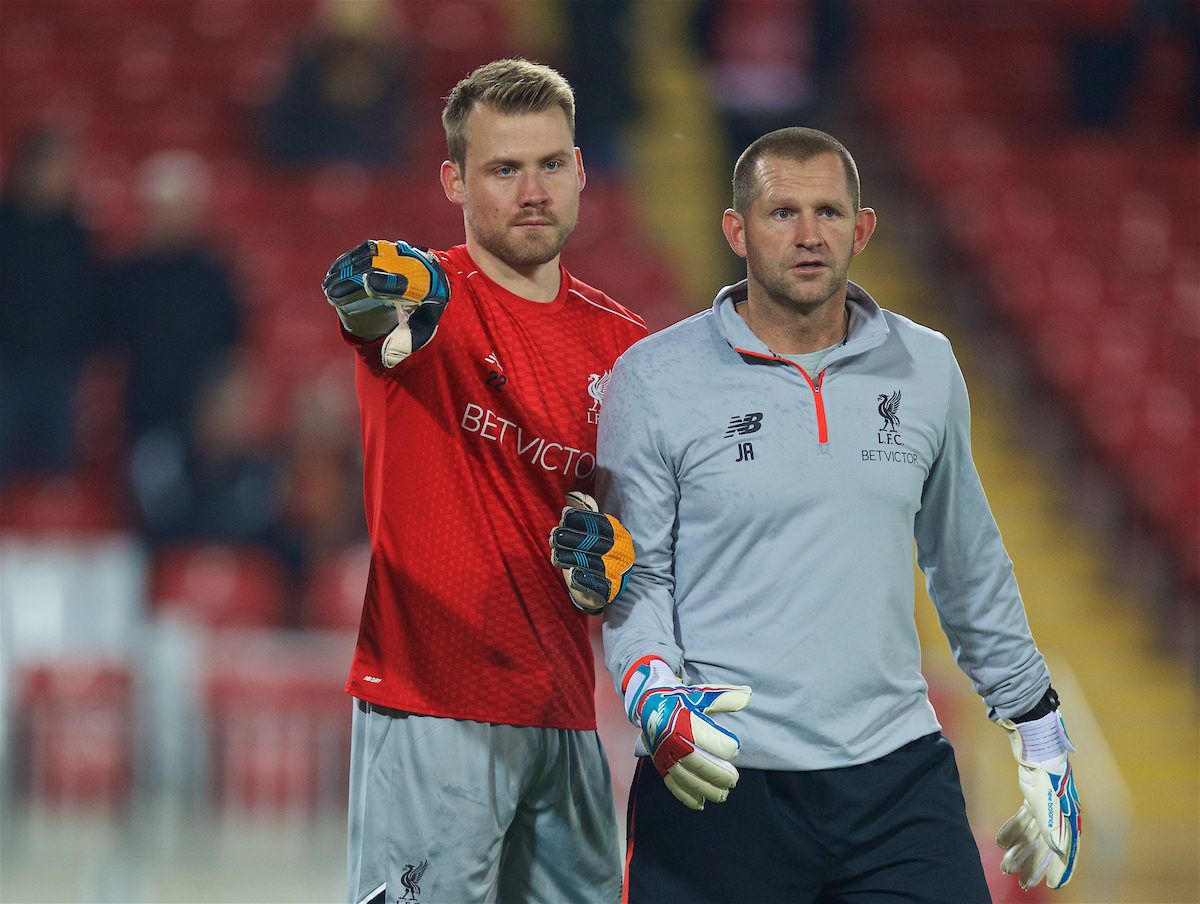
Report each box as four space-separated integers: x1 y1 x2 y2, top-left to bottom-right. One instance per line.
463 104 572 155
754 152 848 200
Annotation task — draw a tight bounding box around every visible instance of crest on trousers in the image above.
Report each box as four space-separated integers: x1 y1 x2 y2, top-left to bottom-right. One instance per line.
400 861 427 901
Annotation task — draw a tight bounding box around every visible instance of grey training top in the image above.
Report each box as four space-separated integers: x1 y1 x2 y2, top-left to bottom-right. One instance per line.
598 280 1050 771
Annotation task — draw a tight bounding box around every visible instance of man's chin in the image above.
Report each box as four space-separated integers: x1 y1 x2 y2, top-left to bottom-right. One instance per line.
496 231 572 268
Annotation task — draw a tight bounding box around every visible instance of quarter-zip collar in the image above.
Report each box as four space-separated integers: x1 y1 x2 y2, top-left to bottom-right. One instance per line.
712 279 891 449
712 278 891 363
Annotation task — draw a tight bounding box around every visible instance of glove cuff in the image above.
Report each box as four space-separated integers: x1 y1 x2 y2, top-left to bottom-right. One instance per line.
1016 711 1076 765
1002 711 1075 767
621 655 675 692
622 656 677 724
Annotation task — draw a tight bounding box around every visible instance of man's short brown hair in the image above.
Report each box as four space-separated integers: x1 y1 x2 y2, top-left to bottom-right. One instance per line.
732 128 861 216
442 58 576 170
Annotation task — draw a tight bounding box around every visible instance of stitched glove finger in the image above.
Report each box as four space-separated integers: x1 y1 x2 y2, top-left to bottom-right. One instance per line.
665 746 742 810
323 240 449 310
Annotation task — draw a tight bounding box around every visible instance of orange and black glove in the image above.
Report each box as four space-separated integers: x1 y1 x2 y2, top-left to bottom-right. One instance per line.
548 491 635 614
322 240 450 367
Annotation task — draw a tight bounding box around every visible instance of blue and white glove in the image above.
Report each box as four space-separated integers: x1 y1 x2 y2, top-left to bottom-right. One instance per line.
622 656 752 810
322 240 450 368
996 710 1081 889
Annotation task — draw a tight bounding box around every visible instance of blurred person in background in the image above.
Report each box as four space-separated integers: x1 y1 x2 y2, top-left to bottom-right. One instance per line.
561 0 638 175
277 375 368 617
320 59 645 904
0 127 102 483
102 149 242 545
259 0 411 166
176 356 309 604
1065 0 1200 129
599 128 1081 902
693 0 852 169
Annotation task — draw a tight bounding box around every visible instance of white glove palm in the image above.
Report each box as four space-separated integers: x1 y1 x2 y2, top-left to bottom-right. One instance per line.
996 711 1081 889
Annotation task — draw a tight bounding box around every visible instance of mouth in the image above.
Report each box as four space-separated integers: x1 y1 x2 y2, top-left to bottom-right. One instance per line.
792 260 826 273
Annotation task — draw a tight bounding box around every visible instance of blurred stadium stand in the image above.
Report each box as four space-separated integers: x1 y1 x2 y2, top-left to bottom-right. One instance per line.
0 2 691 899
855 0 1199 596
847 3 1199 902
1 1 1197 902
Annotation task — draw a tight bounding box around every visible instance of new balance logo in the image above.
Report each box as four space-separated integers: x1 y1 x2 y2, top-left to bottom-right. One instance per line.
724 412 763 437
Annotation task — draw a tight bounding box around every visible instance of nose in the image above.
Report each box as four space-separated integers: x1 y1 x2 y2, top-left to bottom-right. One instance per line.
517 170 550 207
794 212 823 249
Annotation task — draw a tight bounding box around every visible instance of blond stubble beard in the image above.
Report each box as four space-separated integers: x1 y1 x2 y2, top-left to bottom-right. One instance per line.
467 208 577 269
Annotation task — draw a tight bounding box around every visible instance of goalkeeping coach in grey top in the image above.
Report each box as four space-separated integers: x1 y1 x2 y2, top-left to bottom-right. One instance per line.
596 127 1081 903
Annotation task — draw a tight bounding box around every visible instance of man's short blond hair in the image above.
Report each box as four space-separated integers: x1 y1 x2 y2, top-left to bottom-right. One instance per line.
443 59 576 170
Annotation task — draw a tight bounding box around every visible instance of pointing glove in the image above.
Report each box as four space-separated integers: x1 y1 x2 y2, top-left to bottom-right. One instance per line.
323 240 450 368
548 491 634 613
996 709 1081 889
623 655 752 810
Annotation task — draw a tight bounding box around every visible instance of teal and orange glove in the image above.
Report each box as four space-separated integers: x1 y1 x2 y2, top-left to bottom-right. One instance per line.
322 240 450 367
548 491 634 613
996 708 1081 889
623 655 752 810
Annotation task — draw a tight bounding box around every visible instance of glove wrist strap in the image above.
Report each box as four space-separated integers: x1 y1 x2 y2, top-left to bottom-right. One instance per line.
622 656 678 725
1015 711 1076 765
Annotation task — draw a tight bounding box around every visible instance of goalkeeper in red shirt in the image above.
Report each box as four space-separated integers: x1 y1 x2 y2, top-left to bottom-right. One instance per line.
322 59 646 904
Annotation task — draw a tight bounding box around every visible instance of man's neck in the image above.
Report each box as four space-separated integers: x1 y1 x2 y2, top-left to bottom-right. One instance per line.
465 236 562 303
737 291 848 355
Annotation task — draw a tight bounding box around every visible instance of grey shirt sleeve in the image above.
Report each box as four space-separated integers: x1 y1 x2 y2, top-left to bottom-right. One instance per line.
595 357 684 692
915 347 1051 720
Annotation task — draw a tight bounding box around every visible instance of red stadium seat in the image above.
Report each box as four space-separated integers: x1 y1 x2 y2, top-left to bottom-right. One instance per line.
150 542 288 628
12 659 135 811
0 475 127 535
203 629 354 816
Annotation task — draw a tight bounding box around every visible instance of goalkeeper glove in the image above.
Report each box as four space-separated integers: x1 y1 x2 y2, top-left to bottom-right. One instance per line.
622 655 752 810
322 240 450 368
548 491 634 613
996 708 1081 889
